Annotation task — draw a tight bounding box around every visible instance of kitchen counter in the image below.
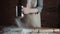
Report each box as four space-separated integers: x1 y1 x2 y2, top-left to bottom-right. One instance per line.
1 27 60 34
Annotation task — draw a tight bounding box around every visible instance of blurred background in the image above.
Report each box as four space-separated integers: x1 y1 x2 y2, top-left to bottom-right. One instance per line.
0 0 60 31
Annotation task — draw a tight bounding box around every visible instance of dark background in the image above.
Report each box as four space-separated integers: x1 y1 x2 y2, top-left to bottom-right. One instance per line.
41 0 60 28
0 0 60 29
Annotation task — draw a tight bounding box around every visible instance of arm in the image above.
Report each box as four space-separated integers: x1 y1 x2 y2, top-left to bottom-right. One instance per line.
37 0 43 12
22 0 43 14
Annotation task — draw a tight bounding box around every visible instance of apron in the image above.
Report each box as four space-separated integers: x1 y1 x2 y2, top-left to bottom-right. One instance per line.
22 0 41 28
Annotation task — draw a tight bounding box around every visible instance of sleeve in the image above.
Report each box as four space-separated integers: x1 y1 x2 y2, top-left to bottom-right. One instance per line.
37 0 43 12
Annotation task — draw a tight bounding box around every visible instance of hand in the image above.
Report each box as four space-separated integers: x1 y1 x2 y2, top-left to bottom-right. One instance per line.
21 7 38 14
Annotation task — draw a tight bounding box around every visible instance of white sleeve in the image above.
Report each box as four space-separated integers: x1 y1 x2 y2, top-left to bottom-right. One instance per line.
37 0 43 12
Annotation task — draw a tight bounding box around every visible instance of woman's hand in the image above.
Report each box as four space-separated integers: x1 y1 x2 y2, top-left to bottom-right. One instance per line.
22 7 38 14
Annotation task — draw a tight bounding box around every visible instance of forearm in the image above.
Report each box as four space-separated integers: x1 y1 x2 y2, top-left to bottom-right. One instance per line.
22 7 38 14
30 0 43 13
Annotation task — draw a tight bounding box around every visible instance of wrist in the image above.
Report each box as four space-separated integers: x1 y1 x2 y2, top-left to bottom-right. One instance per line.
30 8 38 13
